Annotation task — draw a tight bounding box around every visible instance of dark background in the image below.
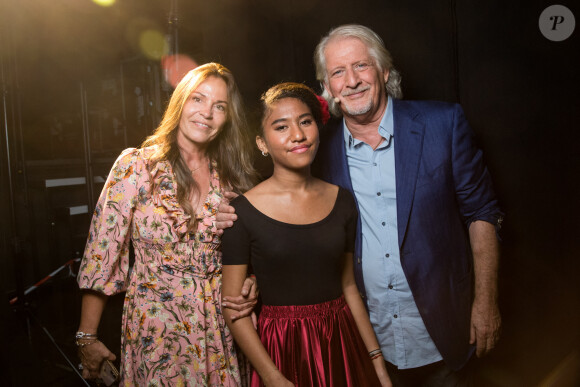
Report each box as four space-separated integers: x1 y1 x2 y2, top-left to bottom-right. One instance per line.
1 0 578 386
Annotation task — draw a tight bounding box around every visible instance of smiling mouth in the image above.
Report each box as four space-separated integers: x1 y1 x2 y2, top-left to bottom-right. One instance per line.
290 145 311 153
193 121 211 129
342 87 370 98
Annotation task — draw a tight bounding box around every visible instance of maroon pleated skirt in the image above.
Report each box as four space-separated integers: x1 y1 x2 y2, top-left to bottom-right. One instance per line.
251 296 381 387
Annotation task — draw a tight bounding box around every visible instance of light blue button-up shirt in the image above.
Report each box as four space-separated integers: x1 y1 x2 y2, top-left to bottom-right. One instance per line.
343 96 442 369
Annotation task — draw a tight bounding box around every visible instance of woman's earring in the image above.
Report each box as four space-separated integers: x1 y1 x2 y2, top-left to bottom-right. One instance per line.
261 151 269 157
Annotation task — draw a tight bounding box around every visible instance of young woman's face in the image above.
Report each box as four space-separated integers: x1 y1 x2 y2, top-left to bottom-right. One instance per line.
177 76 228 148
257 97 319 170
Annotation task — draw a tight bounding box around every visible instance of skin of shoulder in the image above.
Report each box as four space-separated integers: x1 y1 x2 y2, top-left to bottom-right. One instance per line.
241 178 339 225
244 177 337 203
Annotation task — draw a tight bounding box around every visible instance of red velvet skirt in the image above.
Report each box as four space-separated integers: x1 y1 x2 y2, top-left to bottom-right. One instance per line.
251 296 381 387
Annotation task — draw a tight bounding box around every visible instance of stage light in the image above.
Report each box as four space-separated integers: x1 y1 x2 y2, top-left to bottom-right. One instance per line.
139 29 168 60
92 0 115 7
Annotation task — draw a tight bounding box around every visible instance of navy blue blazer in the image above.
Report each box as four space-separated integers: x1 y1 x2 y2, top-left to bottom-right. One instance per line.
314 99 503 370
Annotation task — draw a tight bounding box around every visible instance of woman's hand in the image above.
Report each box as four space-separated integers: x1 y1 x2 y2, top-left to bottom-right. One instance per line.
215 191 239 234
222 275 259 321
78 340 116 379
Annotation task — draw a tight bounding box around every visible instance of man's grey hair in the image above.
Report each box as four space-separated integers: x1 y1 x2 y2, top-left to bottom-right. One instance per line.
314 24 402 117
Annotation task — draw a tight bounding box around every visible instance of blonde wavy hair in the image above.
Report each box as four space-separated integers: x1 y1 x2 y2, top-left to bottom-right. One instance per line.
142 63 257 227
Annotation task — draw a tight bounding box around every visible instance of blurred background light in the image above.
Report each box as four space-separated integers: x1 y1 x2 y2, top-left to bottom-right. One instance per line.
161 54 198 88
139 29 168 60
92 0 116 7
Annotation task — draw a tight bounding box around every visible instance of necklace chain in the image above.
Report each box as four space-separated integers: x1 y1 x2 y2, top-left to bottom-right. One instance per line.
189 159 208 174
190 165 203 173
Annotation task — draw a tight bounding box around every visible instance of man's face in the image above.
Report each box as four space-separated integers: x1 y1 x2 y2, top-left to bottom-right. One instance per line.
323 37 389 118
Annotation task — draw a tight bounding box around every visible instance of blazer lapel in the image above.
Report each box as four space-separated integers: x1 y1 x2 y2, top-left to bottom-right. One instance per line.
393 100 425 249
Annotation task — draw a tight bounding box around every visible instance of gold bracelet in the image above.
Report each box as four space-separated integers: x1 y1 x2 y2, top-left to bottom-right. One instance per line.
76 338 99 347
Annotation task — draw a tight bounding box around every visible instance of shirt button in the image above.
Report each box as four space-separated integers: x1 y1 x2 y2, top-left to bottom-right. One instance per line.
394 314 398 318
388 284 393 289
373 162 377 166
385 253 390 258
377 192 381 196
381 222 386 226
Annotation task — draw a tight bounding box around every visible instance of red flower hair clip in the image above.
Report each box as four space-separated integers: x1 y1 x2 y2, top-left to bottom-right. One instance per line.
316 95 331 125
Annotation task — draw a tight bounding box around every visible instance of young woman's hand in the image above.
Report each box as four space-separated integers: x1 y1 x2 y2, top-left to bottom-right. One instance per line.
263 370 294 387
372 356 393 387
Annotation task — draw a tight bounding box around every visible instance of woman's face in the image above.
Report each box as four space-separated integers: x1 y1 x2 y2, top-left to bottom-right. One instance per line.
177 76 228 149
258 97 319 171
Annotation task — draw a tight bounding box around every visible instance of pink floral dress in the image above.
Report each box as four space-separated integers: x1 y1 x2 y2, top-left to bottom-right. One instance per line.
78 146 246 386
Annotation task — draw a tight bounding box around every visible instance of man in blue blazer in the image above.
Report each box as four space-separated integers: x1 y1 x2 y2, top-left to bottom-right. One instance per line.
312 24 503 385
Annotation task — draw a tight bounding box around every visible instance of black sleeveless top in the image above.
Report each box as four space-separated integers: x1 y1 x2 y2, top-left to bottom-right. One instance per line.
221 187 357 306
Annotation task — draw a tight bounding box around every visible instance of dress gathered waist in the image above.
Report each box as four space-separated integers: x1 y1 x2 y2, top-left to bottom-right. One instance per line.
259 296 346 319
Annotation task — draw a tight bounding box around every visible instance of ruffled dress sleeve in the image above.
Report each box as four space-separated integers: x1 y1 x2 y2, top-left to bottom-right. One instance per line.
77 148 143 295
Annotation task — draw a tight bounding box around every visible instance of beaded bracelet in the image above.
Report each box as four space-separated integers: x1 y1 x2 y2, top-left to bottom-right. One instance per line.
76 331 98 339
368 348 382 358
75 331 99 347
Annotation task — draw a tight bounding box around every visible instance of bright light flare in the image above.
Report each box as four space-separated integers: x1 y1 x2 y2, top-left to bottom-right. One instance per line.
92 0 116 7
162 54 198 88
139 29 168 60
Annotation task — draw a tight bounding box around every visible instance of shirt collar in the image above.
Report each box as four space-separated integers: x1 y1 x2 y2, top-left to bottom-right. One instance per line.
343 95 393 149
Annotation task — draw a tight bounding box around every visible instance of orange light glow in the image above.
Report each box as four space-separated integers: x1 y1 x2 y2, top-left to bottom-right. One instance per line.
162 54 198 88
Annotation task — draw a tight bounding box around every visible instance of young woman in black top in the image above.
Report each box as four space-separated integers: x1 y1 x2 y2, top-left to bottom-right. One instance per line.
221 83 391 387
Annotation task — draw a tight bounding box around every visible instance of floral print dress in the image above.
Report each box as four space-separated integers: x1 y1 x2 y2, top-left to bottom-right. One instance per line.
78 146 246 386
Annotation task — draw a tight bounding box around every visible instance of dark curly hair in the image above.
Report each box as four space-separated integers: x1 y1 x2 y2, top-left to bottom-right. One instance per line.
258 82 323 135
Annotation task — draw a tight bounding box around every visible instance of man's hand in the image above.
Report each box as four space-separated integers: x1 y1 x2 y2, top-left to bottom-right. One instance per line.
222 276 258 321
216 191 239 235
469 298 501 357
468 220 501 357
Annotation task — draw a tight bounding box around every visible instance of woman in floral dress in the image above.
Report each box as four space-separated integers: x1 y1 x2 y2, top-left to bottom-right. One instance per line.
76 63 257 386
